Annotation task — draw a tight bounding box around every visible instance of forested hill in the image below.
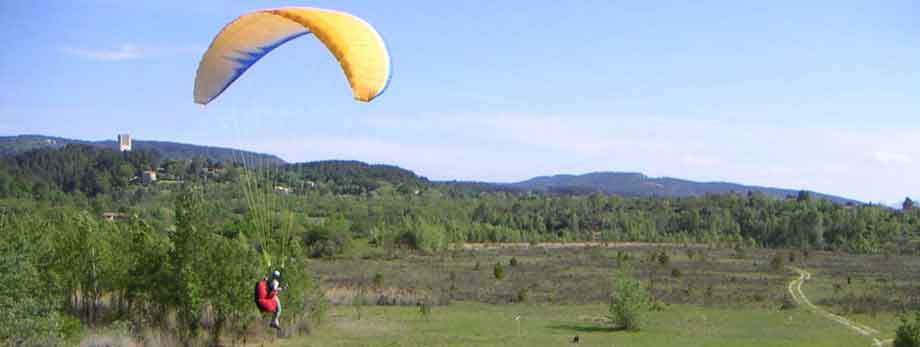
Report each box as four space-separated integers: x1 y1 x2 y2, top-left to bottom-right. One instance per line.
286 160 429 194
0 134 284 166
1 134 862 203
509 172 860 204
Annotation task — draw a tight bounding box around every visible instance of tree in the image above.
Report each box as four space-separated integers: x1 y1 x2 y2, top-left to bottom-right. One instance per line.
796 190 812 203
608 267 649 331
201 235 260 345
0 210 81 346
904 197 915 211
895 311 920 347
170 185 208 342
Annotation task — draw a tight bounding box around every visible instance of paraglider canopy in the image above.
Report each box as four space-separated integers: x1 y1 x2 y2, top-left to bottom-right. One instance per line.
194 7 391 104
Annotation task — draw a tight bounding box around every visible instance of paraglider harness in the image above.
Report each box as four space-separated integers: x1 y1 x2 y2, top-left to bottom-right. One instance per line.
254 277 277 313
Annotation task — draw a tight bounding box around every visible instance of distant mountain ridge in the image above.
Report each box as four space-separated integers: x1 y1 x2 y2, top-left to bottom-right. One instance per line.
507 172 860 204
0 134 861 204
0 134 285 166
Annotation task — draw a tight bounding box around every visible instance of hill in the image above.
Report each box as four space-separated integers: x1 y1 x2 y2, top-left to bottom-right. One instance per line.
508 172 860 204
285 160 429 194
1 134 862 203
0 134 284 166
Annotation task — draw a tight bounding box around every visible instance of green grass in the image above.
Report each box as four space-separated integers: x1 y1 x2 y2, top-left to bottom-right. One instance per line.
282 302 879 347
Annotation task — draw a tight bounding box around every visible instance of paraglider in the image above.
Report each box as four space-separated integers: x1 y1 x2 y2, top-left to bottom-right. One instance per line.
194 7 391 104
194 6 391 331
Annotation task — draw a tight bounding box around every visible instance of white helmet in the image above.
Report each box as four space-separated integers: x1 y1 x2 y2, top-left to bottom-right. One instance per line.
272 270 281 278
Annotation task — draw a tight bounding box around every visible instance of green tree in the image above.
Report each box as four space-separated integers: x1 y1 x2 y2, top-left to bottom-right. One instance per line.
201 235 260 345
493 262 505 280
608 267 649 331
170 185 208 342
895 311 920 347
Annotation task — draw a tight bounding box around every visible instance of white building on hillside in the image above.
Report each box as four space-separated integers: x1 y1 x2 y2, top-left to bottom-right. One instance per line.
118 134 132 152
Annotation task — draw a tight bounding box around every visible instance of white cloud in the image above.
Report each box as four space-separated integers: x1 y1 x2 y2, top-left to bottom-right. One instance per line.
63 44 145 61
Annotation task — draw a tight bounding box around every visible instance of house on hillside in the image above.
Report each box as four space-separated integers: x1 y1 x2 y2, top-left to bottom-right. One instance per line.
141 170 157 184
200 167 225 177
101 212 128 221
274 186 292 194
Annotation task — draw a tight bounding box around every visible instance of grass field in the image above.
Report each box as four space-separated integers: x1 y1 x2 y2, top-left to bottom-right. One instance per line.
77 242 917 346
281 302 879 347
267 243 918 347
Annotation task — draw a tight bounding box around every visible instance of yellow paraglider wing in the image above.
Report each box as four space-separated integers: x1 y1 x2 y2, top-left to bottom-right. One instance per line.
194 7 391 104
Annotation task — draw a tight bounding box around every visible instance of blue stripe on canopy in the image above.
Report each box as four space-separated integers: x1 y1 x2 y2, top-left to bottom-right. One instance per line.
206 30 310 105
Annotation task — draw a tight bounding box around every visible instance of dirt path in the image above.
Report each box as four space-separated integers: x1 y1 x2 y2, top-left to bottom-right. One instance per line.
786 266 892 347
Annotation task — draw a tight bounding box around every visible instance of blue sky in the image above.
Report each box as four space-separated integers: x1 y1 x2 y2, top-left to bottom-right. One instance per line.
1 1 918 204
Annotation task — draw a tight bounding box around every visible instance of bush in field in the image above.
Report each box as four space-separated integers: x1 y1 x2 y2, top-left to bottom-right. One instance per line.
670 268 682 278
399 217 447 253
516 288 529 303
656 251 670 266
780 292 799 310
373 272 384 289
770 253 785 273
494 262 506 280
305 278 329 327
304 215 352 258
353 285 367 320
418 301 432 321
509 257 519 267
732 245 748 259
616 251 630 268
608 268 649 331
895 311 920 347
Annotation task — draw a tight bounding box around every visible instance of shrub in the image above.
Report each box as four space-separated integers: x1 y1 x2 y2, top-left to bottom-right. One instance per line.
509 257 519 267
732 245 747 259
474 261 480 271
305 280 328 327
516 288 529 303
493 262 505 280
372 272 384 289
418 302 432 321
770 254 785 273
616 251 630 268
608 268 649 331
304 217 352 258
696 249 708 263
656 251 670 266
780 292 798 310
670 268 682 278
895 311 920 347
353 285 367 320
